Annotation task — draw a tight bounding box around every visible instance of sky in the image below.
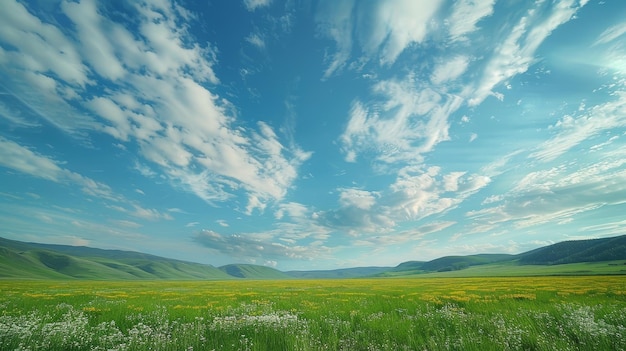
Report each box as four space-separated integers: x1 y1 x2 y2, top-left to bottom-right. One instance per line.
1 0 625 271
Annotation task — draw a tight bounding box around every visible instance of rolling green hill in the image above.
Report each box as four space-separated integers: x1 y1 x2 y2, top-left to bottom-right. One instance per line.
2 234 626 280
293 235 626 278
218 264 290 279
388 254 515 274
517 235 626 265
0 237 230 280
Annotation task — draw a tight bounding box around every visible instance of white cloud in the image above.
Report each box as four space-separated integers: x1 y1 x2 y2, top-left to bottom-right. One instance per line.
193 229 328 261
531 92 626 161
368 0 443 65
245 32 266 49
431 55 470 85
354 221 456 247
0 100 40 128
447 0 495 41
468 0 586 106
131 205 174 221
0 137 64 182
341 74 463 164
338 188 378 210
0 0 310 212
245 194 267 215
61 0 125 81
0 137 179 225
244 0 271 11
468 152 626 232
443 172 466 192
316 166 489 235
317 0 442 76
0 137 122 202
0 1 89 85
594 21 626 46
316 0 355 78
274 202 309 220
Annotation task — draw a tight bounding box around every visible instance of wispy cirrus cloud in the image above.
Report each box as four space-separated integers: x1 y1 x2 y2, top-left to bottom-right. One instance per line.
317 0 443 77
594 21 626 46
0 137 174 221
467 149 626 233
467 0 587 106
0 137 116 199
193 229 329 261
447 0 495 42
530 91 626 162
245 32 266 49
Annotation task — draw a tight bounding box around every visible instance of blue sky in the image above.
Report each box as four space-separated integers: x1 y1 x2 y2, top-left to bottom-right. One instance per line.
1 0 625 270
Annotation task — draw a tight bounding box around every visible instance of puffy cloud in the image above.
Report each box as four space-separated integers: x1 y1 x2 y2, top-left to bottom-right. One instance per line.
0 0 310 212
315 166 490 235
0 1 89 85
274 202 309 220
338 188 378 210
61 0 125 81
340 74 463 164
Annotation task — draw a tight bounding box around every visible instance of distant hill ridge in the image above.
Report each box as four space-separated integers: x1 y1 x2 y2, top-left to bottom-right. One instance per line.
517 235 626 265
1 235 625 280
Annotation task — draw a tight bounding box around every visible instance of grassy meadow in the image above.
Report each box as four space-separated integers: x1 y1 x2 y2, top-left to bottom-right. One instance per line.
1 277 625 350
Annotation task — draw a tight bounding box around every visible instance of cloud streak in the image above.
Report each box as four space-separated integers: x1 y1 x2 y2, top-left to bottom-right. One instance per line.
193 229 328 261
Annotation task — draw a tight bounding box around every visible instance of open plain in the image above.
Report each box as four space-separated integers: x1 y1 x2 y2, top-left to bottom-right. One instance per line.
1 276 625 350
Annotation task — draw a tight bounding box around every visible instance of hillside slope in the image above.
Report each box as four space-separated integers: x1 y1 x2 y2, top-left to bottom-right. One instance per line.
219 264 290 279
517 235 626 265
2 234 625 279
0 237 230 280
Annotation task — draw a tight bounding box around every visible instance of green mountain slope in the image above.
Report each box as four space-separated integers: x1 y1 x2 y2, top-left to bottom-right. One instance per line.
2 234 626 280
517 235 626 265
391 261 626 278
392 254 515 273
218 264 290 279
0 237 230 280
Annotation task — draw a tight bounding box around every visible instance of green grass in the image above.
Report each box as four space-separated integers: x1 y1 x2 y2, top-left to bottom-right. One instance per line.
1 277 625 350
379 260 626 277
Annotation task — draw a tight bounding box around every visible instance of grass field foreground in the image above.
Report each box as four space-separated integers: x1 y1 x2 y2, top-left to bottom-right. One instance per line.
1 277 625 350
